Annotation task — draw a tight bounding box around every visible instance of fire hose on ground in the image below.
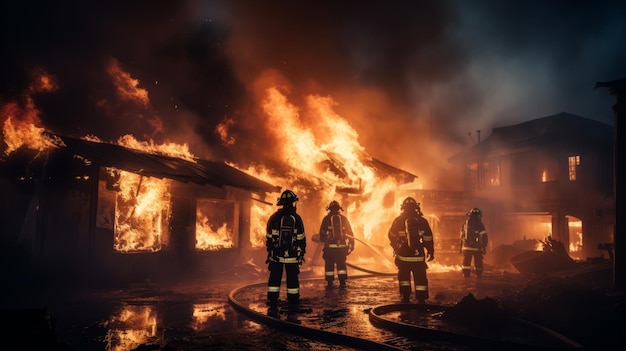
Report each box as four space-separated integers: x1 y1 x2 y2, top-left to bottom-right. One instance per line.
228 234 582 350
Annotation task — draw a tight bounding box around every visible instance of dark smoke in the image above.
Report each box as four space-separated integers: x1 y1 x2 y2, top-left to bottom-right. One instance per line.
1 0 624 176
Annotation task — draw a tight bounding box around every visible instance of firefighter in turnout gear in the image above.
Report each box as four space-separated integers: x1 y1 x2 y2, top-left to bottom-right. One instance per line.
388 197 435 303
266 190 306 306
318 200 355 288
460 207 488 278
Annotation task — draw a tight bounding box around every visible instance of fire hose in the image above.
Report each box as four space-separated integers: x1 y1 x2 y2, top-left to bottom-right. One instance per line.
312 234 396 276
346 234 396 276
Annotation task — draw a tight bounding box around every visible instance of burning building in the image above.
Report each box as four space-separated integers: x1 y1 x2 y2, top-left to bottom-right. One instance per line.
0 63 428 286
446 112 614 263
0 125 421 285
0 132 284 284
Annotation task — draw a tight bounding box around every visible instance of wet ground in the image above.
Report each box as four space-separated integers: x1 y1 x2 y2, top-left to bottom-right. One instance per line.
2 260 623 350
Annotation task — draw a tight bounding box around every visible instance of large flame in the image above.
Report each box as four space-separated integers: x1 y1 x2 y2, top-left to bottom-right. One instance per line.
106 134 201 253
1 64 439 268
239 86 421 265
1 69 60 156
109 168 171 252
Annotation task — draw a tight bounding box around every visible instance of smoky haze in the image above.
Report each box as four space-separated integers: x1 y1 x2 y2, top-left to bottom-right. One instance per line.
1 0 624 185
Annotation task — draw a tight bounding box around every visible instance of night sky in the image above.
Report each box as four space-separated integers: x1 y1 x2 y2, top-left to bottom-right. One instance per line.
1 0 624 175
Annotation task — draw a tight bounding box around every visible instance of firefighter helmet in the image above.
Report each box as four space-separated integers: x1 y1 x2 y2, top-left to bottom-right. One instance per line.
277 189 299 206
326 200 343 212
401 197 420 212
469 207 482 218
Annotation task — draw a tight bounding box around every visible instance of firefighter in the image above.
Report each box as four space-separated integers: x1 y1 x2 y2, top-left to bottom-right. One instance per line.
460 207 488 278
388 197 435 303
266 190 306 306
318 200 355 288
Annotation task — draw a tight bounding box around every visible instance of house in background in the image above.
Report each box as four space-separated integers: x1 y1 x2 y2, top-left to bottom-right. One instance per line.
447 112 614 261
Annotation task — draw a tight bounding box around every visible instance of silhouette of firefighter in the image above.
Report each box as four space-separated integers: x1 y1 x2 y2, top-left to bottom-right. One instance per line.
388 197 435 303
266 190 306 306
318 200 355 288
460 207 488 278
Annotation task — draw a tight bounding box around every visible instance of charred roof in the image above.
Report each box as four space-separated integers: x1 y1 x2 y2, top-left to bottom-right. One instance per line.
1 133 281 195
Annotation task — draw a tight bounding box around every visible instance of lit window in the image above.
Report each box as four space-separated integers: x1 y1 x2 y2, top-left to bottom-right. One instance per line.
568 155 580 181
467 159 500 190
489 159 501 186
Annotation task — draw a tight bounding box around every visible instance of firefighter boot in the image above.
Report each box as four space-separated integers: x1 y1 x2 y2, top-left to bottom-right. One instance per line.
267 305 279 318
402 293 410 303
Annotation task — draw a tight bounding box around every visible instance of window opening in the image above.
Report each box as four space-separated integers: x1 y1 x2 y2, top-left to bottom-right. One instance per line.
568 155 580 181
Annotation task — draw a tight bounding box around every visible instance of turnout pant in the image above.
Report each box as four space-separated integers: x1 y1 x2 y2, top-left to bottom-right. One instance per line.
462 250 484 277
323 248 348 283
267 261 300 303
395 258 429 301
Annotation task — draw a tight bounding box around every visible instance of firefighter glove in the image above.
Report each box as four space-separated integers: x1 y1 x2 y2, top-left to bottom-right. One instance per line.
427 252 435 262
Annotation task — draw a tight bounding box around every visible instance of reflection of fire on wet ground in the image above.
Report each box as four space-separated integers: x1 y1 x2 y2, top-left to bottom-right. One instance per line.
2 261 621 350
103 305 159 351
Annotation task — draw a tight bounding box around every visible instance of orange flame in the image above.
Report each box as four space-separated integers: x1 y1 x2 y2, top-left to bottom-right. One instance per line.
1 68 60 156
28 67 59 94
105 305 158 351
216 117 236 145
117 134 196 162
195 199 236 250
238 86 421 257
106 58 150 107
111 169 171 252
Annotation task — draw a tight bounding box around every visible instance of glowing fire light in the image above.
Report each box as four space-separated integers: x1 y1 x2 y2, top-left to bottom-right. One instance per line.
240 86 416 257
117 134 196 162
107 134 205 253
110 169 171 252
107 58 150 108
104 305 158 351
195 199 236 250
192 303 227 331
3 61 432 267
2 114 58 155
1 68 60 156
